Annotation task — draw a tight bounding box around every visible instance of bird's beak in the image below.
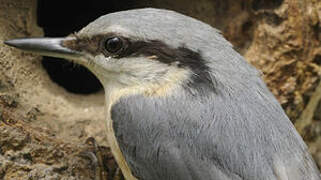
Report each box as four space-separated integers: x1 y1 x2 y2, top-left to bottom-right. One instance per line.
4 37 82 61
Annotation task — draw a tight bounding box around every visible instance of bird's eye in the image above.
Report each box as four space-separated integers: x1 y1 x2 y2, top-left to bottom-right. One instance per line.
104 37 123 54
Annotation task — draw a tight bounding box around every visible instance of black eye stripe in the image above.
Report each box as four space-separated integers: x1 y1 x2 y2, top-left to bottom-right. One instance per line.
62 33 214 93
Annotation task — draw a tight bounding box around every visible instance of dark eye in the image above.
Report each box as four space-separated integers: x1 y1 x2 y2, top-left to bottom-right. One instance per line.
104 37 123 54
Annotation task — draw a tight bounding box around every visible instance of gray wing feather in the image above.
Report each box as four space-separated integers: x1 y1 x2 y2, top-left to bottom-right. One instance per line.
111 94 238 180
111 74 320 180
110 21 320 179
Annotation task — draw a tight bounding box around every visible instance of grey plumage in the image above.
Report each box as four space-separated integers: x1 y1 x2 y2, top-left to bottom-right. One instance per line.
5 8 321 180
111 80 319 180
104 9 320 180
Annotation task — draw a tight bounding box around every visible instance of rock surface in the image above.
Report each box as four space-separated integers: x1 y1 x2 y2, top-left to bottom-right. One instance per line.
0 0 320 179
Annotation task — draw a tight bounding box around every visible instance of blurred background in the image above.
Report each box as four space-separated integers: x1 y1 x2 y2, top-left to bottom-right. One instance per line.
0 0 320 179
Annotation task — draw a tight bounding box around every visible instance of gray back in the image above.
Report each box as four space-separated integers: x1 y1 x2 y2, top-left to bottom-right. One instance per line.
80 8 321 180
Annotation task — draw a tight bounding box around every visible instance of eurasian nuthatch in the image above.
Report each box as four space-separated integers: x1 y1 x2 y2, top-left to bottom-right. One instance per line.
5 8 321 180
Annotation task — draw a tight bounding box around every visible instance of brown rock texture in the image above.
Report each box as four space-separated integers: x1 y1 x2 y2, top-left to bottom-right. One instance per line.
0 0 119 179
0 0 320 179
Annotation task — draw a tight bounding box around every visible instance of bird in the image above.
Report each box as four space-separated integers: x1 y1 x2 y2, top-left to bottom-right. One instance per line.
4 8 321 180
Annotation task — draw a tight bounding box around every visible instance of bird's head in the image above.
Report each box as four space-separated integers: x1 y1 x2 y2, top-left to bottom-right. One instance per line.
5 8 253 97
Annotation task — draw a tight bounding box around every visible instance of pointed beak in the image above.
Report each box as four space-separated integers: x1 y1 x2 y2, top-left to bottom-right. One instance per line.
4 37 82 60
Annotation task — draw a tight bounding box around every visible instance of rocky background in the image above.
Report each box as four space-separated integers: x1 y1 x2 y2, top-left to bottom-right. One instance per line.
0 0 320 179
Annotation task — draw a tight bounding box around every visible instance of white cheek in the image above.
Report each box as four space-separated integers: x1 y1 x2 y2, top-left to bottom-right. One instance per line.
84 54 117 81
94 56 162 74
92 54 114 69
86 55 188 89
